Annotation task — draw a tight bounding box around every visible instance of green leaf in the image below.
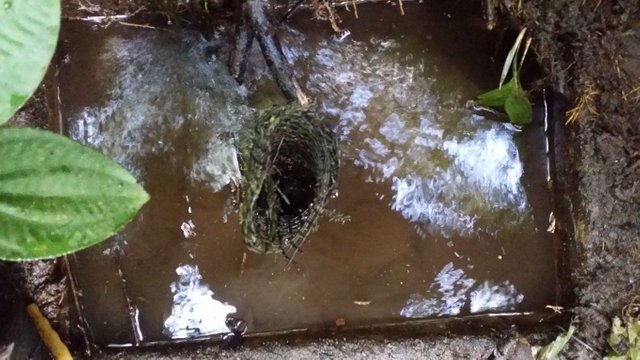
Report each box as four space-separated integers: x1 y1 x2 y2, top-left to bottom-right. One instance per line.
628 319 640 346
0 0 60 124
0 128 149 260
520 37 533 70
537 325 575 360
477 79 517 107
609 317 628 354
505 91 533 125
604 355 628 360
499 27 527 88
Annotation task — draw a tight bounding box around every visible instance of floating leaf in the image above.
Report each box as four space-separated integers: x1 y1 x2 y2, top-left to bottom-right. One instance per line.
505 91 533 125
537 325 575 360
0 128 149 260
0 0 60 124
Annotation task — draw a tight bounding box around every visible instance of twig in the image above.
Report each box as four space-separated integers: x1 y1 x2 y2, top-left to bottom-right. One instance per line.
63 14 130 22
280 0 306 23
58 75 92 353
245 0 309 105
116 22 163 31
229 8 255 83
622 85 640 102
274 184 292 205
570 333 598 354
316 0 414 7
55 70 63 136
62 256 92 357
114 251 143 345
240 252 247 275
397 0 404 15
27 303 73 360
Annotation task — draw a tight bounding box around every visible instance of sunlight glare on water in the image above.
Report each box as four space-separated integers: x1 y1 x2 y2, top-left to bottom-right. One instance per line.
164 264 237 339
282 33 529 239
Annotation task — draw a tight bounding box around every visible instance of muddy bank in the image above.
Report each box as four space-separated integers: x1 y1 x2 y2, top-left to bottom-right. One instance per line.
491 0 640 358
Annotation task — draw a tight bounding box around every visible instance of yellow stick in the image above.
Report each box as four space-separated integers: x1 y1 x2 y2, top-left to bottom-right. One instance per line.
26 303 73 360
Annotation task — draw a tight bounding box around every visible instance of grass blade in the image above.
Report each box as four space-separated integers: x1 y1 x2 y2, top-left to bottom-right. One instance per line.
499 27 527 88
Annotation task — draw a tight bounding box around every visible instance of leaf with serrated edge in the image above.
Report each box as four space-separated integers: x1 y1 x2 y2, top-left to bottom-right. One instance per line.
0 128 149 260
0 0 60 124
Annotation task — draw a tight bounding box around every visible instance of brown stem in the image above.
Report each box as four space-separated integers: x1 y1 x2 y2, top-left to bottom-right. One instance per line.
244 0 309 106
229 1 255 83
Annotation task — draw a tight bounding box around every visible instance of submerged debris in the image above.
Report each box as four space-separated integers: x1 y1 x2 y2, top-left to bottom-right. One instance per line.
238 104 339 258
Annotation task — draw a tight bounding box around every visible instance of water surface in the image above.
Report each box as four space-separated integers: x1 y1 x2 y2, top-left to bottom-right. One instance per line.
61 3 560 345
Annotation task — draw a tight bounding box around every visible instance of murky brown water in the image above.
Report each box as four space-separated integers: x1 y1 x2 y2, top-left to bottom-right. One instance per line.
61 3 562 345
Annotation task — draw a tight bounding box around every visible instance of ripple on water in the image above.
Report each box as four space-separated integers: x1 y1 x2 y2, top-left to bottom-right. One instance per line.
285 35 530 238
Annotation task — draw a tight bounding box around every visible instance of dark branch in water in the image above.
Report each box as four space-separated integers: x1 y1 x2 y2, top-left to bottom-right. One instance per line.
238 0 308 105
228 4 255 83
280 0 306 23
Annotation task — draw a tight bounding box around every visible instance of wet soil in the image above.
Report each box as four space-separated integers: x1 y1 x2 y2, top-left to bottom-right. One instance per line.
3 0 640 359
492 1 640 358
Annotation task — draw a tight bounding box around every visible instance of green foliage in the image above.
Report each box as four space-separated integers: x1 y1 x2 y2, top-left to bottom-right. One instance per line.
0 128 149 260
537 325 575 360
0 0 61 124
476 28 533 126
477 78 518 107
606 316 640 360
505 90 533 126
0 0 149 260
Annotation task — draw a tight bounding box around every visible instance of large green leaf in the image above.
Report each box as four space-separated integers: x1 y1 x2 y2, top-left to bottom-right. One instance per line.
0 0 60 124
504 90 533 125
0 128 149 260
476 79 517 107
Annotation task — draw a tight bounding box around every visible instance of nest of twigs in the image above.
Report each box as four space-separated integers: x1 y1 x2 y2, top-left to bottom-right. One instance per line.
238 104 339 257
